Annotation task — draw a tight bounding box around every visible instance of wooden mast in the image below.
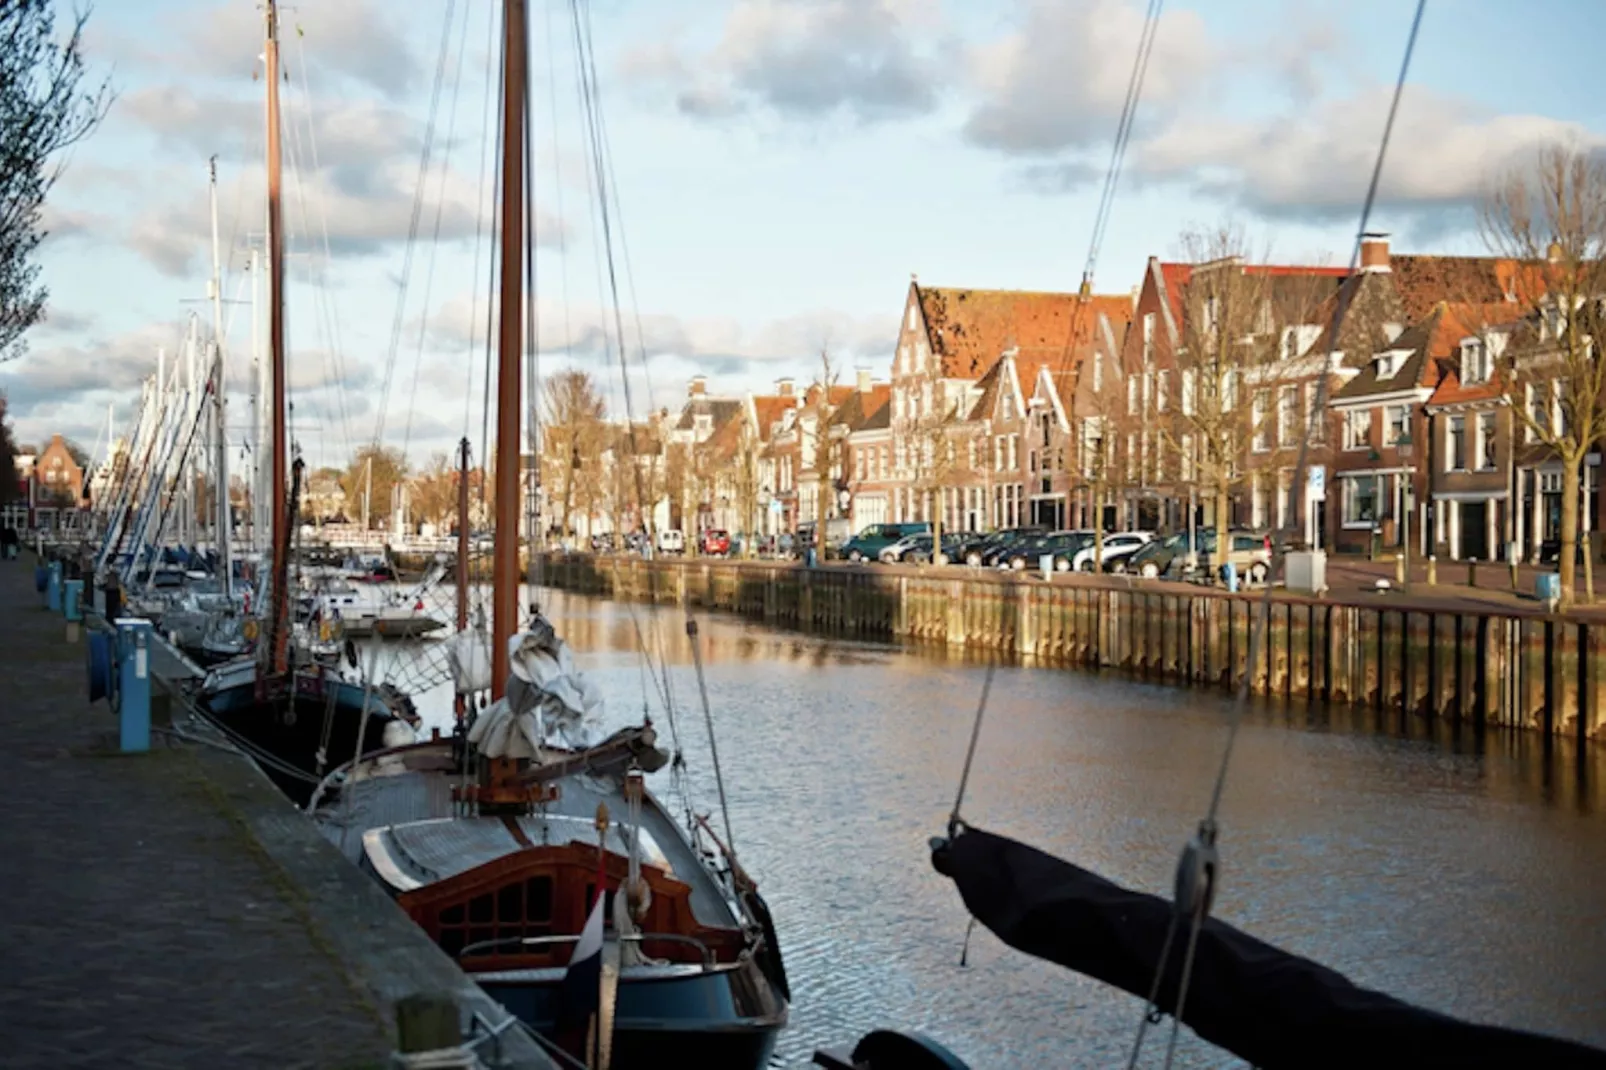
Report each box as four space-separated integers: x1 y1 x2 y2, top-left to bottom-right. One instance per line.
264 0 289 675
454 436 470 722
490 0 526 702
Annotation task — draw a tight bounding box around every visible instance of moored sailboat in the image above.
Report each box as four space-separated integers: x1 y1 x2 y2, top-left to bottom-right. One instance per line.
307 1 789 1062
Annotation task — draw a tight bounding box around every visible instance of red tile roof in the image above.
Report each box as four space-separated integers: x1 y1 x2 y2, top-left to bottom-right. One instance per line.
750 394 800 442
915 285 1131 380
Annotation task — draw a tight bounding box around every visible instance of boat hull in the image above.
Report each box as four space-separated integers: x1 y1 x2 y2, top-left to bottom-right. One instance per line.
478 965 783 1070
201 669 404 806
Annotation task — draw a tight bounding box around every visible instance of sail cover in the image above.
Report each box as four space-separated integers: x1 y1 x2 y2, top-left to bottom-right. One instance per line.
467 618 605 757
932 827 1606 1069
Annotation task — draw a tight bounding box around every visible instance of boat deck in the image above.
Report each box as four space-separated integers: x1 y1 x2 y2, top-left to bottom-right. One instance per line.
317 744 738 928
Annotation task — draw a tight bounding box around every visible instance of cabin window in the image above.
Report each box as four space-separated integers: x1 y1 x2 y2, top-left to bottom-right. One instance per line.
437 876 554 961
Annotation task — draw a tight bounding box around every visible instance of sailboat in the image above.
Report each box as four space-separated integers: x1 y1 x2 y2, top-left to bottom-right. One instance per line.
193 0 416 803
307 2 789 1064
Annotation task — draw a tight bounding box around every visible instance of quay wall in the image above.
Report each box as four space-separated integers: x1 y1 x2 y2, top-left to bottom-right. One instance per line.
537 553 1605 745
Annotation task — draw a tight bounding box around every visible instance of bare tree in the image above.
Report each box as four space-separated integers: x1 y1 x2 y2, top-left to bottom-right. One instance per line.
540 369 606 540
340 445 409 529
807 347 846 539
1482 142 1606 605
907 346 973 563
1 3 112 361
410 452 456 530
1071 345 1129 566
1165 227 1301 572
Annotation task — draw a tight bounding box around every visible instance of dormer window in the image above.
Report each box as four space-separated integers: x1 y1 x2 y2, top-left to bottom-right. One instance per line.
1461 339 1490 385
1376 351 1400 378
1543 304 1564 341
1281 327 1301 361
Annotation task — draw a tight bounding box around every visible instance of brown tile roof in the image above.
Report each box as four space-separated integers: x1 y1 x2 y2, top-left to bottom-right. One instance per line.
830 384 891 431
1332 307 1446 402
1389 255 1542 320
674 396 742 432
1423 302 1524 407
965 359 1005 421
750 394 800 442
1157 260 1345 339
859 393 892 431
915 285 1131 380
701 408 747 463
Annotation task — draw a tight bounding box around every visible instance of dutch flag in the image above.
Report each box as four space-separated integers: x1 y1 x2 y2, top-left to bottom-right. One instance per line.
557 888 606 1042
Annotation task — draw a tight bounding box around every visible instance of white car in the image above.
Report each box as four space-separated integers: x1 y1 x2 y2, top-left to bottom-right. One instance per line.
1070 531 1153 571
655 529 685 554
878 533 924 563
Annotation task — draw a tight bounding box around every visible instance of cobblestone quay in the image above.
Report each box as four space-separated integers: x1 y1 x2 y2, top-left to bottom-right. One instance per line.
0 555 557 1070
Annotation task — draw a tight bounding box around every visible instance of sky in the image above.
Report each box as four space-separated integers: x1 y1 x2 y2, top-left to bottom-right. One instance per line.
3 0 1604 473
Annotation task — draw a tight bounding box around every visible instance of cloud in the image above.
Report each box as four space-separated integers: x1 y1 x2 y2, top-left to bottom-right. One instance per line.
623 0 946 124
961 0 1217 155
113 85 569 277
1128 87 1600 220
111 0 425 101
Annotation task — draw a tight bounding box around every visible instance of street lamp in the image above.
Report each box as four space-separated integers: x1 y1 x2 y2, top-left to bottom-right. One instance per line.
1397 431 1414 589
1368 446 1383 561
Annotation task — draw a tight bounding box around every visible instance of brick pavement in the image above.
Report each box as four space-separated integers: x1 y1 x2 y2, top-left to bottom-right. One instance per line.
0 555 392 1070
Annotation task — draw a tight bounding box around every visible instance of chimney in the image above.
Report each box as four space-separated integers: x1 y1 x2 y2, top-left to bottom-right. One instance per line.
776 377 795 398
1360 232 1391 272
856 368 872 393
688 374 707 398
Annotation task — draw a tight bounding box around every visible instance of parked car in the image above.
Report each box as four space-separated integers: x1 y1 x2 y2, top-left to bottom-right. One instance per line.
1004 530 1096 571
1070 530 1153 571
589 532 616 553
1119 531 1203 578
699 528 731 556
1119 529 1271 583
655 529 685 555
974 526 1049 567
841 522 930 563
879 531 971 565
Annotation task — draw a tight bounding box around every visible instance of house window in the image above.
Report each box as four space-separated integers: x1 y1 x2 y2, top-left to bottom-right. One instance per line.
1180 434 1195 481
1305 383 1325 443
1181 369 1196 415
1127 377 1138 416
1143 314 1154 360
1477 412 1497 470
1008 434 1019 470
1252 390 1270 452
1220 370 1236 411
1126 433 1137 479
1461 340 1488 385
1002 389 1016 421
1552 379 1567 436
1282 328 1301 361
1157 370 1170 412
1527 383 1544 442
1342 476 1378 527
1278 385 1298 447
1093 354 1103 393
1204 296 1221 338
1447 415 1466 471
1386 405 1408 446
1343 410 1369 451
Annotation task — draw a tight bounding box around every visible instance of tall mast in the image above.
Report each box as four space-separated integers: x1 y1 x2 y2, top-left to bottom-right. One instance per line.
265 0 289 674
491 0 527 701
208 157 232 597
455 436 471 722
249 247 262 555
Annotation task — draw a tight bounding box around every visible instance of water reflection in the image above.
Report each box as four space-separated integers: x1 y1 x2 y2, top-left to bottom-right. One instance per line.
370 589 1606 1068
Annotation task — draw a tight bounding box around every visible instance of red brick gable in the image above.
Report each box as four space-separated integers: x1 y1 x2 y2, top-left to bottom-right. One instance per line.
915 285 1130 380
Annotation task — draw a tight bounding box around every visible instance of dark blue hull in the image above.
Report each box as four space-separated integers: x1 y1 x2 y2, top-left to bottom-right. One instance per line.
202 671 398 806
479 963 784 1069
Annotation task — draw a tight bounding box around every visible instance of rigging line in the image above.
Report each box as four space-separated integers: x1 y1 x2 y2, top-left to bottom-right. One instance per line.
947 661 997 838
542 0 576 405
564 0 672 708
523 9 541 611
464 0 500 442
1131 7 1429 1069
374 0 458 450
403 0 475 462
478 18 506 557
1082 0 1164 292
284 34 359 466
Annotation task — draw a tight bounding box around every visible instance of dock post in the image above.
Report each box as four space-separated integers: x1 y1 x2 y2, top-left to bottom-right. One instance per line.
46 561 62 612
64 579 83 643
115 618 152 753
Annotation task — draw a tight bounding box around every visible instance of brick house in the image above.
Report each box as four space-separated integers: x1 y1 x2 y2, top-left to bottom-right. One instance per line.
33 434 84 505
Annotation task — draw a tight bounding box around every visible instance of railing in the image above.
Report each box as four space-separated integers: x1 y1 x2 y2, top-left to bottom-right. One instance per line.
458 930 716 967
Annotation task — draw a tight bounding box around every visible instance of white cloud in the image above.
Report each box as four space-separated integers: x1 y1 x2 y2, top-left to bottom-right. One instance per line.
961 0 1217 155
624 0 946 123
1130 87 1600 219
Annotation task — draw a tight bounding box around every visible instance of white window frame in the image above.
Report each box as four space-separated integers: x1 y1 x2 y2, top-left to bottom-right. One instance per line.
1343 410 1369 451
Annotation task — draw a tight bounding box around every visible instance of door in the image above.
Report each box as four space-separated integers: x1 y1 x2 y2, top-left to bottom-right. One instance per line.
1313 500 1326 550
1460 501 1488 561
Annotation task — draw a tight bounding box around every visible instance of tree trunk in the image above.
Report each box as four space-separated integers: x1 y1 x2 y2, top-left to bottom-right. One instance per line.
1560 460 1579 606
1214 481 1231 585
931 487 944 566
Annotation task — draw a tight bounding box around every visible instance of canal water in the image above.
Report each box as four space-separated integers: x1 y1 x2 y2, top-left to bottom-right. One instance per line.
373 588 1606 1068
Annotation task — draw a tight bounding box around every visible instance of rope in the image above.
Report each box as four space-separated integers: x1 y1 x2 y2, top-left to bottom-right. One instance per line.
1126 6 1429 1067
388 1046 485 1070
947 661 997 838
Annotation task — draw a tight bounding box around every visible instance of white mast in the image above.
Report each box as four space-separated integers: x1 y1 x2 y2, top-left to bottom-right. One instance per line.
209 156 232 596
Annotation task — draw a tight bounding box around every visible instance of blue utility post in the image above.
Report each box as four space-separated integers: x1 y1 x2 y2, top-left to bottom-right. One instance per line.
46 561 62 611
64 579 84 643
116 618 152 753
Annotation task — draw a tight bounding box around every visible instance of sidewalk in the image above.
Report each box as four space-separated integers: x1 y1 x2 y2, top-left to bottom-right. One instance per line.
0 558 391 1069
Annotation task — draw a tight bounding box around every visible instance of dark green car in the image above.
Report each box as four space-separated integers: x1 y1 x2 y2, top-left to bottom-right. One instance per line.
841 522 930 563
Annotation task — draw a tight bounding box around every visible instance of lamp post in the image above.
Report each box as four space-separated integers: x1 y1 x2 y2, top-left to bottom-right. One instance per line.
1368 446 1383 561
1397 431 1414 589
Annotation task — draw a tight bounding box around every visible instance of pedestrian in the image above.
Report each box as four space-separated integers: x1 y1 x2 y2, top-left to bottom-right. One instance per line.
0 522 18 561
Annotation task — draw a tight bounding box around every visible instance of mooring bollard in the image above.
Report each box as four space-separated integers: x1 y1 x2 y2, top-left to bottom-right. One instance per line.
46 561 62 612
64 579 83 643
1394 553 1406 585
1426 555 1437 586
115 618 152 753
1467 558 1477 587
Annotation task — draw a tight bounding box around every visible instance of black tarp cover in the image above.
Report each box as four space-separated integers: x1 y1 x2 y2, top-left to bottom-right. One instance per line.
932 826 1606 1069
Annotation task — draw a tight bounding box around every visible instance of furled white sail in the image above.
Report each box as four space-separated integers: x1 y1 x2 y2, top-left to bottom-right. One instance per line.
466 618 604 758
